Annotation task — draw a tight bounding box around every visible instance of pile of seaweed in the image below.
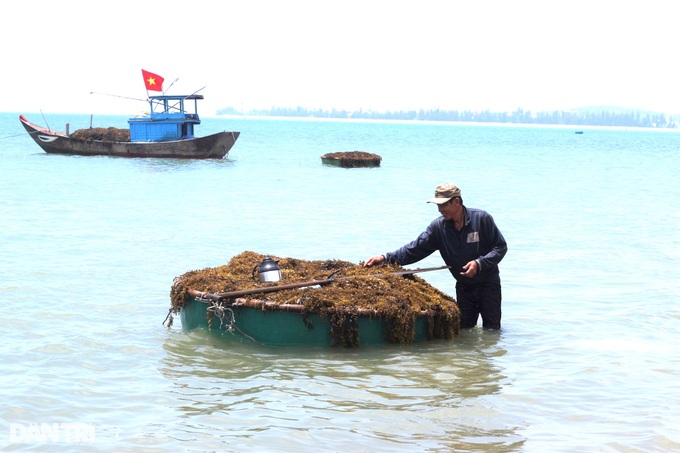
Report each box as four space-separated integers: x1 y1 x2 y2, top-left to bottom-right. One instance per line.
170 251 460 346
321 151 382 168
70 127 130 142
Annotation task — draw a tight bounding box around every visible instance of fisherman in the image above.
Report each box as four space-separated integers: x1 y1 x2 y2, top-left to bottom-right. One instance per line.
364 183 507 329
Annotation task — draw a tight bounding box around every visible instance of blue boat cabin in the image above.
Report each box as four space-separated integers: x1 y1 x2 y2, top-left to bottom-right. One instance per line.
128 94 203 142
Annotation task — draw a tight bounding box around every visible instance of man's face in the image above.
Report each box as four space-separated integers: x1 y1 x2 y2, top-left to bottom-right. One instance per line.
437 197 461 221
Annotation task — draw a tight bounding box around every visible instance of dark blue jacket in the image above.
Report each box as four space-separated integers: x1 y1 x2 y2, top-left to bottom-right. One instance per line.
385 207 507 286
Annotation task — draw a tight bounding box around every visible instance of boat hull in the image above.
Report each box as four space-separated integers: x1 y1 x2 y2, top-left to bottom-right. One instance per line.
180 294 433 347
19 115 239 159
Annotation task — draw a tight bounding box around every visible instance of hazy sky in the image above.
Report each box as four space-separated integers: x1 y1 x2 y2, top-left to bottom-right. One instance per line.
3 0 679 116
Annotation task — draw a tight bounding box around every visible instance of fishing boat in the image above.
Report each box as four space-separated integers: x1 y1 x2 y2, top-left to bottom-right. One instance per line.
19 94 239 159
180 289 436 347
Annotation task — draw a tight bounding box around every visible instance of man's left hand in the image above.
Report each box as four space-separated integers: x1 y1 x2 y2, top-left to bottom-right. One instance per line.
460 260 478 277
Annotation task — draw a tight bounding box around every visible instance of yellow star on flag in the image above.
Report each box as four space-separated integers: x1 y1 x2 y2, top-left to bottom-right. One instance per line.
141 69 165 92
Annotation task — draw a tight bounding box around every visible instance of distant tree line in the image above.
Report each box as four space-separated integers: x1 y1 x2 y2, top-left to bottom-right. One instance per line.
216 106 678 128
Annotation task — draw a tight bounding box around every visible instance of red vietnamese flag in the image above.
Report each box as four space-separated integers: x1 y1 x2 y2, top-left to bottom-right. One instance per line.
141 69 164 92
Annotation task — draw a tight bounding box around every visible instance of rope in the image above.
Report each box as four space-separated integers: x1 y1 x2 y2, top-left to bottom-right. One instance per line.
0 131 37 141
162 308 173 326
207 300 257 343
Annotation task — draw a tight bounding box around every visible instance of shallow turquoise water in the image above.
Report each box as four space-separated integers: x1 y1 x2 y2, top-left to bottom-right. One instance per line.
1 113 679 451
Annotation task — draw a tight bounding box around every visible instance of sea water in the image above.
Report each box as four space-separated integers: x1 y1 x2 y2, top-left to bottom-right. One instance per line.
1 112 679 451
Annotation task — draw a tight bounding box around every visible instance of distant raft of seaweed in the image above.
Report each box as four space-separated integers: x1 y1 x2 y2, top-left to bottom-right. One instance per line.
321 151 382 168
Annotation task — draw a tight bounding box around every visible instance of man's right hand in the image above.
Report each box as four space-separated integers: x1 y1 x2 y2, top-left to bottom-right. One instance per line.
363 255 385 267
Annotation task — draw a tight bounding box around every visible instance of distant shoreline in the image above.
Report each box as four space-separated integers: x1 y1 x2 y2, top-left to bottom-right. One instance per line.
215 113 680 132
217 106 679 129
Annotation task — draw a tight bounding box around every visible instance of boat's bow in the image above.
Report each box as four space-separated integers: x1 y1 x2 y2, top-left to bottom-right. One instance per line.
19 115 70 153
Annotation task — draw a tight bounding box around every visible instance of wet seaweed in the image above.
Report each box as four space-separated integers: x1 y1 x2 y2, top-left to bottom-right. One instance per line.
70 127 130 142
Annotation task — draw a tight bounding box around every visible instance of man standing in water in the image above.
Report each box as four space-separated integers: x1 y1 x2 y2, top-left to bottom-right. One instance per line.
364 183 507 329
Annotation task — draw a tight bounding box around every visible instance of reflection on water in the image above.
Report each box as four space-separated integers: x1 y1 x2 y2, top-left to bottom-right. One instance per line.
159 329 525 451
130 155 237 173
